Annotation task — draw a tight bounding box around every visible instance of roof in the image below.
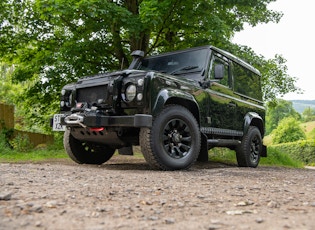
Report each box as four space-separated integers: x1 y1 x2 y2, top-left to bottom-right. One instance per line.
210 46 261 76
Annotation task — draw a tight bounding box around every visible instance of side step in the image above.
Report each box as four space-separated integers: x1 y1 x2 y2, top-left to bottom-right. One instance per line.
207 139 241 147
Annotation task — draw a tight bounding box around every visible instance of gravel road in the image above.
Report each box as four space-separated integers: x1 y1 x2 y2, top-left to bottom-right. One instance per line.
1 155 315 230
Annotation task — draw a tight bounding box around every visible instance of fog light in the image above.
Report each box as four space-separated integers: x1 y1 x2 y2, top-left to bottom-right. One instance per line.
60 101 65 107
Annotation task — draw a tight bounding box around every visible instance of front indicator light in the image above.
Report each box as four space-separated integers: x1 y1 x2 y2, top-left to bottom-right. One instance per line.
137 93 143 101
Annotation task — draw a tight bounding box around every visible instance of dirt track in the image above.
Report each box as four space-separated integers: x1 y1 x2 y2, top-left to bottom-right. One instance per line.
1 155 315 230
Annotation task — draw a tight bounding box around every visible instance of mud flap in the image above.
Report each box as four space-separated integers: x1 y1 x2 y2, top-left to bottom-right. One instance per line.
261 145 267 157
118 146 134 155
197 133 208 162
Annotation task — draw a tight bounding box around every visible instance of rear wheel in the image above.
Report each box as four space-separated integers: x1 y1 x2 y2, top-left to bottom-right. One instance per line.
64 129 115 164
236 126 262 167
140 105 201 170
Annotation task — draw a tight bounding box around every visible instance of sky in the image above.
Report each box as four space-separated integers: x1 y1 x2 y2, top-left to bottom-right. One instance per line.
232 0 315 101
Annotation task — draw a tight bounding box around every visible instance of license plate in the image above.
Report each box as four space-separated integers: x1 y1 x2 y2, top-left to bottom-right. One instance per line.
52 114 66 131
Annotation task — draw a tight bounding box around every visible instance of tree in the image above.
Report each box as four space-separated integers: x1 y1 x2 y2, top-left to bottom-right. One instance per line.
302 107 315 122
0 63 16 104
266 99 301 134
0 0 299 132
272 117 306 144
227 45 301 102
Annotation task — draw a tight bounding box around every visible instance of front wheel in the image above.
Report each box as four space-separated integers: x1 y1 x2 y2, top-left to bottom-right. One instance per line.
236 126 262 168
140 105 201 170
64 129 115 164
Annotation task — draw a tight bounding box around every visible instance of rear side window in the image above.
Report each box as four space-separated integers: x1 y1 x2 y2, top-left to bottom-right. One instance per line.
233 62 262 101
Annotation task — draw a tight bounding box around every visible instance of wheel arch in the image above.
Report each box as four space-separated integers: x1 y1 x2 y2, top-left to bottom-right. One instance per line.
152 89 200 125
243 112 265 137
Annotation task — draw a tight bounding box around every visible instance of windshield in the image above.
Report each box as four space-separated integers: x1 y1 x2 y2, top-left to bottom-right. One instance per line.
139 48 209 80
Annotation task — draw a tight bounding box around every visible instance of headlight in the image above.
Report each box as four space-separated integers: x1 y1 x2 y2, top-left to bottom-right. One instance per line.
125 84 137 101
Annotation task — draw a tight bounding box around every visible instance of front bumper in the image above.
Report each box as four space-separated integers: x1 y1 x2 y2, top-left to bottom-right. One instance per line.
61 113 152 128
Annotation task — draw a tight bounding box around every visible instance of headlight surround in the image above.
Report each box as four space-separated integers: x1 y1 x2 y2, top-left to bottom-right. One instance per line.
125 84 137 102
60 88 73 111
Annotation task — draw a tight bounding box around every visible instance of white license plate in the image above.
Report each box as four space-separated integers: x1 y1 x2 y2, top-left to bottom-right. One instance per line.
52 114 66 131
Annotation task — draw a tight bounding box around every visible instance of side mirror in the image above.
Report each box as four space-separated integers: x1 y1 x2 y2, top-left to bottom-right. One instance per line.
214 64 224 80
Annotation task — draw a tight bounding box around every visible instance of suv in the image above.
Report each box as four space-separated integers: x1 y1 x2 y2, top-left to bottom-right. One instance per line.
54 45 267 170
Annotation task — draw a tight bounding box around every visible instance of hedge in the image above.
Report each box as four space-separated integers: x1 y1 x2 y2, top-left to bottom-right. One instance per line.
271 140 315 165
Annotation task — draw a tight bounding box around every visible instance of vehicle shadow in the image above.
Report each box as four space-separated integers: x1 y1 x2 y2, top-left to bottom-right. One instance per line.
98 155 236 171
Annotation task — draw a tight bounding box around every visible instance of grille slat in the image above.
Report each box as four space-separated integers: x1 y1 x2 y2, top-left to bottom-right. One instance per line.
77 85 108 104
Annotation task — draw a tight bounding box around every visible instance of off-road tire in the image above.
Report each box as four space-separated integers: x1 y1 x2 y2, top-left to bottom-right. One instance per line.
140 105 201 170
236 126 262 168
64 129 115 164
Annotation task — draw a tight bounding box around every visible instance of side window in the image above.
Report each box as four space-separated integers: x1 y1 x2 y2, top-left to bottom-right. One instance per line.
233 62 262 100
210 55 230 87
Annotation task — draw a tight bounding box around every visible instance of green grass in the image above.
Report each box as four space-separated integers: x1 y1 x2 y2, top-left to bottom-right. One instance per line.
0 148 67 163
260 147 304 168
208 147 304 168
208 148 237 165
0 145 304 168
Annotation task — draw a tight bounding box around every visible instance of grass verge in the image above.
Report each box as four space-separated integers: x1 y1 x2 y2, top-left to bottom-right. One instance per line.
208 147 304 168
0 145 304 168
0 148 67 163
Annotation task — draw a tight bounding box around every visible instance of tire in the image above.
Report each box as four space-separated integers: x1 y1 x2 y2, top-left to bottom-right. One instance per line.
236 126 262 168
64 129 115 164
140 105 201 170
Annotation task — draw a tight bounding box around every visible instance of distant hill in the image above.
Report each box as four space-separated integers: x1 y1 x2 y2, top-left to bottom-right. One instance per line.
290 100 315 114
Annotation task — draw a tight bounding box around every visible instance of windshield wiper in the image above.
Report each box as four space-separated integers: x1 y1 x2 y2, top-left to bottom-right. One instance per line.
170 66 200 75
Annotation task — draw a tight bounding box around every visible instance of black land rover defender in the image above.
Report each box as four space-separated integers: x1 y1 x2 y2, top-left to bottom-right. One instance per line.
55 45 267 170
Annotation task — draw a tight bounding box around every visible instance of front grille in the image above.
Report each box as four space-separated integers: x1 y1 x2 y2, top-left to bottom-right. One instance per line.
76 85 108 105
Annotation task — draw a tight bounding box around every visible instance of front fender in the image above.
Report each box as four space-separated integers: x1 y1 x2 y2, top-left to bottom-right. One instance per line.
243 112 265 137
151 88 198 117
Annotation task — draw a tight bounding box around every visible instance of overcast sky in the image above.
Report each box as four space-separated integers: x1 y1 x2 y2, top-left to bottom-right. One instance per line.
232 0 315 101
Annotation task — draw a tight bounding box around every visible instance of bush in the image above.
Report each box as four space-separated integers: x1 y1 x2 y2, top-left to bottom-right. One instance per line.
0 132 10 153
0 119 14 149
272 140 315 165
10 133 33 152
272 117 306 144
260 146 303 168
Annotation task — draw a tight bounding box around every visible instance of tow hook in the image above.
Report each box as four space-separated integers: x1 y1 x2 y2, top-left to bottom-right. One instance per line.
64 114 86 128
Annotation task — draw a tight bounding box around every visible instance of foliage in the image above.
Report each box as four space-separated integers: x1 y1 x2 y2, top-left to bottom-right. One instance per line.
272 140 315 166
0 132 11 153
307 128 315 140
266 99 301 134
0 63 24 105
10 133 34 152
272 117 306 144
0 0 299 132
0 119 14 149
260 146 304 168
227 46 301 102
302 107 315 122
